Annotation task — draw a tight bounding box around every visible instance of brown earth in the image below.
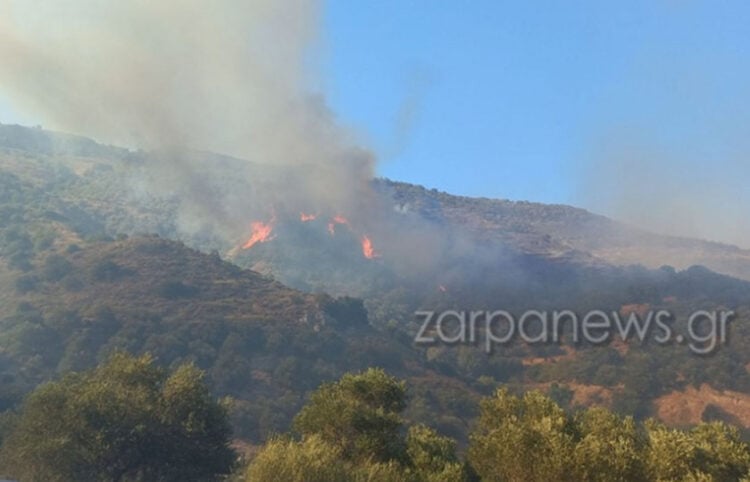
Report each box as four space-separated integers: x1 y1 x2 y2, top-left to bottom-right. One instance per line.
654 384 750 427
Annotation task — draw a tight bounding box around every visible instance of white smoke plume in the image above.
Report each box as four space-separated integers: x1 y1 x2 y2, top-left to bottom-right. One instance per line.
0 0 374 236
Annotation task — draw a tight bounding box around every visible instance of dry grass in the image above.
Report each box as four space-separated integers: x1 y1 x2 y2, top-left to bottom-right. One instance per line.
655 384 750 427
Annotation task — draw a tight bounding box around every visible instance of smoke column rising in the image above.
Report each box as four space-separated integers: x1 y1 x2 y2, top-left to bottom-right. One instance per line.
0 0 374 232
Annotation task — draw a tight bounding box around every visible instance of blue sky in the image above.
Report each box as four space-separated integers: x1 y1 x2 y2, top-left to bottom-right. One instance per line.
1 1 749 244
322 1 750 209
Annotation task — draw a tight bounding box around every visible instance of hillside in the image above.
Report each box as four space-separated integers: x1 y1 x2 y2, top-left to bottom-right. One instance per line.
0 235 481 440
3 122 750 284
3 121 750 280
2 123 750 440
379 179 750 281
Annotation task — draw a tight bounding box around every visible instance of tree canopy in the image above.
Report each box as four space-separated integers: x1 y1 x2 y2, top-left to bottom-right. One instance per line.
2 358 750 481
249 370 750 481
248 368 466 481
469 388 750 482
0 352 235 482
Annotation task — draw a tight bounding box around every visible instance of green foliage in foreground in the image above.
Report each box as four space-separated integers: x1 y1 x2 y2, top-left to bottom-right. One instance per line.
247 370 750 482
2 358 750 482
247 368 467 482
293 368 408 463
469 389 750 482
0 353 235 482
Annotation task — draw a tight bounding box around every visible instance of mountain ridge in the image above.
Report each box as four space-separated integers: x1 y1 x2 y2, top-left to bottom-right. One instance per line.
2 121 748 283
2 122 750 442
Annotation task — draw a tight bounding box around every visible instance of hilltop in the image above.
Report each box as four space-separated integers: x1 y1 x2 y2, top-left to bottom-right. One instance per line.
2 123 750 441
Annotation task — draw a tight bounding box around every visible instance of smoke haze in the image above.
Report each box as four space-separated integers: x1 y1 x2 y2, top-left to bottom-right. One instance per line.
579 133 750 249
2 1 747 252
0 0 374 236
575 52 750 250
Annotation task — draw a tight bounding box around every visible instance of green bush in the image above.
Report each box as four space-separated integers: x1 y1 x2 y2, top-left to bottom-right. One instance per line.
0 353 236 481
245 435 349 482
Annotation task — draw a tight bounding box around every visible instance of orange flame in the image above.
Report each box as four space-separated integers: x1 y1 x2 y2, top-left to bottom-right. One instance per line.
300 212 317 222
242 220 274 249
328 215 350 235
361 235 379 259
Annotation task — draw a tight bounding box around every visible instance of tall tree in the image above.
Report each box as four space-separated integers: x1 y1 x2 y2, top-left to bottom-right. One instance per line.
468 388 576 482
293 367 407 463
0 352 235 481
249 368 465 482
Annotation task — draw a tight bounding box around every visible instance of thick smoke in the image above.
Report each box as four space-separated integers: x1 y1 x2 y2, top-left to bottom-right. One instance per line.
0 0 374 238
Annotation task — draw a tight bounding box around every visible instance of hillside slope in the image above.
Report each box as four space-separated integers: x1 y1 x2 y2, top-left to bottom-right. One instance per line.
3 123 750 436
2 121 749 283
379 179 750 281
0 236 477 440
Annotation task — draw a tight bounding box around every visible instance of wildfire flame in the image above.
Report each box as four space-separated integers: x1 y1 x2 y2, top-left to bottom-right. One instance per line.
242 220 274 249
361 235 378 259
240 212 378 260
328 214 349 235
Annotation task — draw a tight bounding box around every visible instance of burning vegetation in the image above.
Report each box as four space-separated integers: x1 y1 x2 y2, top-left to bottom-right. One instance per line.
328 215 350 236
242 220 274 250
241 212 379 260
361 235 378 259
